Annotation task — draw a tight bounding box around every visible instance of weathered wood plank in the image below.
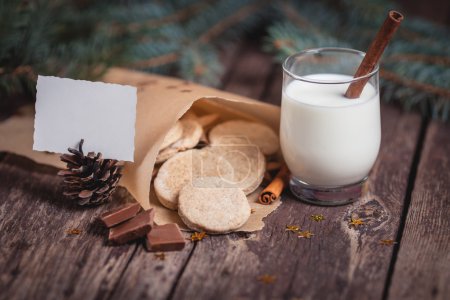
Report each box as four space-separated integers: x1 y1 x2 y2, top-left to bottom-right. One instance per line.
108 237 194 300
388 121 450 300
167 44 277 300
0 95 32 121
106 42 254 300
220 41 274 98
0 154 137 300
168 47 423 300
397 0 450 25
219 42 245 87
0 40 251 300
0 40 430 300
262 65 282 106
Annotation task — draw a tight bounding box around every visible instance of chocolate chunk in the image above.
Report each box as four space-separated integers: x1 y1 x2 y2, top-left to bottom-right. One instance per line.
100 203 142 228
109 209 154 244
146 223 186 252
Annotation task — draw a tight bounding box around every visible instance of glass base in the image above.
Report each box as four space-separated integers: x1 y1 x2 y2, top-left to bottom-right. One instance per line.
289 176 368 206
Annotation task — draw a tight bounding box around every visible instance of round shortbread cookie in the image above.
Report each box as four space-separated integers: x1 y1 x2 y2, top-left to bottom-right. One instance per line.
171 119 203 150
209 120 279 155
154 143 265 210
154 150 195 210
200 145 265 195
155 147 179 164
160 121 183 149
155 119 204 164
178 178 251 233
154 149 235 210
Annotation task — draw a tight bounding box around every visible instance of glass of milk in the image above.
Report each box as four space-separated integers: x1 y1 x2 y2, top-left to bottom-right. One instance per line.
281 48 380 206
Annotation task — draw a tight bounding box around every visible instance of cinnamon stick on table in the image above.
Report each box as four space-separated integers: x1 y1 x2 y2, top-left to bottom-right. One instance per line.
345 10 404 99
259 164 290 205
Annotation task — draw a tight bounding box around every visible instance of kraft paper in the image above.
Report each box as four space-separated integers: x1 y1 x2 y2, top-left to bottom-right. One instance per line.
0 68 282 232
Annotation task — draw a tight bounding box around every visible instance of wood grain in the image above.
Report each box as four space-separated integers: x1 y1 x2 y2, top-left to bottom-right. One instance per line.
164 46 423 300
105 42 268 300
397 0 450 25
262 65 282 106
0 40 443 300
0 95 32 121
388 121 450 300
0 154 137 300
108 241 194 300
221 41 274 99
167 45 277 300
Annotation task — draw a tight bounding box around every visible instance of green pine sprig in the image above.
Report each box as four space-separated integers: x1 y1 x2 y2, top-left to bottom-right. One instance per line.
0 0 270 98
265 0 450 121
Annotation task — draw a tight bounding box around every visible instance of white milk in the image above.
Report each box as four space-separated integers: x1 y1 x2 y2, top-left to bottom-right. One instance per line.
280 74 381 186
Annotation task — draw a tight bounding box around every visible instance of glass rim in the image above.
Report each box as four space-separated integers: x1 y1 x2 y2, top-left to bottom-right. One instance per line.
282 47 380 84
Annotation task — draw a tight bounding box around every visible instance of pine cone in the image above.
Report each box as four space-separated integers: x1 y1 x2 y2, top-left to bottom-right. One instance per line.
57 139 123 206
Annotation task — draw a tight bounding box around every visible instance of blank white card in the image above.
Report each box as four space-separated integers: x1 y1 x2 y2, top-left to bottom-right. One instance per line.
33 76 137 162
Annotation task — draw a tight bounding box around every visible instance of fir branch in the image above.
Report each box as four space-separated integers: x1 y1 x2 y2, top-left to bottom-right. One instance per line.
381 69 450 99
128 0 214 31
0 0 270 99
129 53 179 69
384 54 450 67
199 1 268 43
130 1 270 70
0 65 35 78
265 0 450 121
279 2 319 34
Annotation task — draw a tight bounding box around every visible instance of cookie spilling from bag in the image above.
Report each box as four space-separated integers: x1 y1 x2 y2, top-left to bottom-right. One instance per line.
153 112 279 234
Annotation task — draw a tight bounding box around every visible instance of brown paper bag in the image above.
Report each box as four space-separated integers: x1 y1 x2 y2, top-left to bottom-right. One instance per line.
0 68 282 232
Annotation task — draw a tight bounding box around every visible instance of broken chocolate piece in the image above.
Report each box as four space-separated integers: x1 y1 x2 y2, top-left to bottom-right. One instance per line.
109 209 154 244
100 202 142 228
146 223 186 252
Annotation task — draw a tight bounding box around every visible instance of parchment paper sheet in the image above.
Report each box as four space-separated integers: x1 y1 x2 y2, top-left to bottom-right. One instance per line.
0 68 282 232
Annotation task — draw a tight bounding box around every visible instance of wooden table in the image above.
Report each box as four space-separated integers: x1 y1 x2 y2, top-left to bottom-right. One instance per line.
0 42 449 300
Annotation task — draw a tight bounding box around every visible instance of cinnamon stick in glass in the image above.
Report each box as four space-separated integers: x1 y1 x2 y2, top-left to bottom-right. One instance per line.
258 164 290 205
345 10 404 99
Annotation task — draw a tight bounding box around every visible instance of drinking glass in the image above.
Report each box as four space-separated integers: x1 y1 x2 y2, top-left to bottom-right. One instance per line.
281 48 380 206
